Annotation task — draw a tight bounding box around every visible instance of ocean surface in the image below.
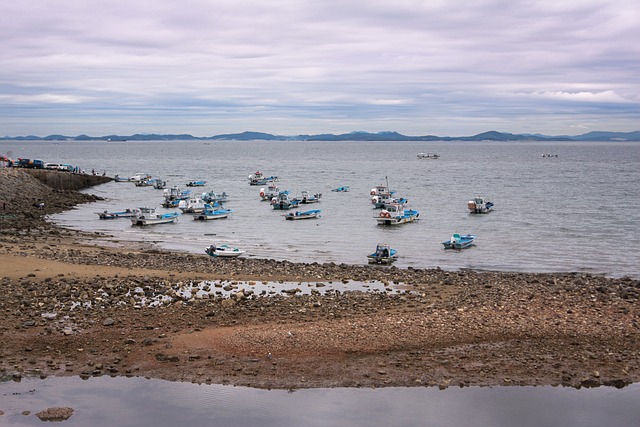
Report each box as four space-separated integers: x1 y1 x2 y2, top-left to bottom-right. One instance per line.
2 139 639 278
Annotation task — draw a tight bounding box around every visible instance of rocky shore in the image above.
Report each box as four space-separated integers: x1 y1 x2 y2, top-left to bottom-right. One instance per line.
1 168 639 390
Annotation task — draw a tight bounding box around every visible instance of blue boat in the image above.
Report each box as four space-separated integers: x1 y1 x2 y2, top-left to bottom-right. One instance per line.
194 205 233 221
270 191 301 210
284 209 321 220
374 203 419 225
186 180 206 187
367 243 397 264
249 171 278 186
331 186 350 192
97 209 137 220
442 234 477 249
299 190 322 204
468 196 494 214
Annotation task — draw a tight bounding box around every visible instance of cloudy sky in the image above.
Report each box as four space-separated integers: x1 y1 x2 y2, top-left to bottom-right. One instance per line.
1 0 638 137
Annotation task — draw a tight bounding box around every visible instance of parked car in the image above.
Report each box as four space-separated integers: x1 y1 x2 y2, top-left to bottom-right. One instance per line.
45 163 61 170
17 158 45 169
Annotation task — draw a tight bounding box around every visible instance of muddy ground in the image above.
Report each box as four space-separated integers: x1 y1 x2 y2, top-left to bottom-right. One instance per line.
1 168 638 390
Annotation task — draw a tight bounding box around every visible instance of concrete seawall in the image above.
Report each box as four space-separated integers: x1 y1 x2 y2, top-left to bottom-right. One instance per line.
24 169 112 190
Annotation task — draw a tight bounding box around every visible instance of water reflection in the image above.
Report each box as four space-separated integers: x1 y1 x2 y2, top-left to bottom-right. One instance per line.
1 376 638 427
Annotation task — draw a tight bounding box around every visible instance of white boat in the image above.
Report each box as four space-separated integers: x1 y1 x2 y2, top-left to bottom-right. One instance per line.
259 184 280 201
270 191 301 210
205 244 245 258
194 205 233 220
97 209 137 220
129 172 152 182
299 190 322 204
417 153 439 159
249 171 278 186
284 209 321 220
178 196 208 213
468 196 494 214
374 203 419 225
130 207 180 226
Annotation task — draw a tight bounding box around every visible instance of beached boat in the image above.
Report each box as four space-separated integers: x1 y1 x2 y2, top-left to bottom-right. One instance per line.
375 203 419 225
270 191 301 210
299 190 322 204
249 171 278 186
97 209 137 220
442 234 477 249
367 243 398 264
284 209 321 220
205 244 245 258
331 186 350 192
186 180 206 187
468 196 494 214
130 207 180 226
417 153 439 159
194 205 233 221
259 184 280 201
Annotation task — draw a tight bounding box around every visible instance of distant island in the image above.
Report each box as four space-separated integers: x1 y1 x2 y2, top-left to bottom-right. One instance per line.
2 130 640 142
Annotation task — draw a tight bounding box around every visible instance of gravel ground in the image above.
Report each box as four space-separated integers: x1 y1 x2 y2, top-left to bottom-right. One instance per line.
1 168 639 390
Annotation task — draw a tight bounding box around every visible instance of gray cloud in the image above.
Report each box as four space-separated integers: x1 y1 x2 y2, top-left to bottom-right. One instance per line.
1 0 638 136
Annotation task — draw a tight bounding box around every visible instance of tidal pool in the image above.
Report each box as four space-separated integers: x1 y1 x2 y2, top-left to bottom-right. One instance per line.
1 376 638 427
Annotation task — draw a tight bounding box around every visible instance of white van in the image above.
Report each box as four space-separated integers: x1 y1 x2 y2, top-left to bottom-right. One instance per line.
45 163 60 170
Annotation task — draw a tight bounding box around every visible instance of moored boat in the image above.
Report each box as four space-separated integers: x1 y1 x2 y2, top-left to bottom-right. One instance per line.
259 184 280 201
468 196 494 214
299 190 322 204
417 153 439 159
270 191 301 210
186 180 206 187
284 209 321 220
97 209 137 220
442 233 477 249
130 207 180 226
205 244 245 257
194 205 233 220
367 243 397 264
249 171 278 186
374 203 419 225
331 186 350 192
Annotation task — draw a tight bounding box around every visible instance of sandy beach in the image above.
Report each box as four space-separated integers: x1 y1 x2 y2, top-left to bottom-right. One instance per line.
1 168 639 390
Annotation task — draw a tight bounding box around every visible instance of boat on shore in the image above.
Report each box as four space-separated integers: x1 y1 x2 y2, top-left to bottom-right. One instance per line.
442 234 477 249
205 244 245 257
97 209 137 220
468 196 494 214
130 207 180 226
374 203 419 225
194 206 233 221
284 209 321 220
367 243 397 264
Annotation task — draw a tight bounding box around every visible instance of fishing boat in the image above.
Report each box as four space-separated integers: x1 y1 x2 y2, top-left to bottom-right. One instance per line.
186 180 206 187
202 191 229 204
417 152 439 159
129 172 152 182
284 209 321 220
205 244 245 258
97 209 137 220
162 187 191 208
468 196 494 214
178 196 211 213
248 171 278 186
194 205 233 220
375 203 419 225
331 186 350 192
153 179 167 190
270 191 301 210
259 184 280 201
367 243 397 264
442 234 477 249
299 190 322 204
130 207 180 226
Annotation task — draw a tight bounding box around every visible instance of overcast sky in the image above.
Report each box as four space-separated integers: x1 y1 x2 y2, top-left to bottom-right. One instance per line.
1 0 638 137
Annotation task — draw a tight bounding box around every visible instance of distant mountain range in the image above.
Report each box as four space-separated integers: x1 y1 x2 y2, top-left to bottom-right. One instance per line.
2 130 640 142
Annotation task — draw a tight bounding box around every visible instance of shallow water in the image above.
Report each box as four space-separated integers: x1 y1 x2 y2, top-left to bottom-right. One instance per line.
2 139 633 277
1 376 638 427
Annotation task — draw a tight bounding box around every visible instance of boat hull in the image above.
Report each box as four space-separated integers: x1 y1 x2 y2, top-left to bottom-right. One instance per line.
131 217 178 226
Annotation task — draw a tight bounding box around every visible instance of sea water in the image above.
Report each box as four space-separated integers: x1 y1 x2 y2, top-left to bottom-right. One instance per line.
2 138 639 278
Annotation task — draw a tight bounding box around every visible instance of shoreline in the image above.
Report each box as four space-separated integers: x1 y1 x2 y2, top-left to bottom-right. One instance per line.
1 168 639 390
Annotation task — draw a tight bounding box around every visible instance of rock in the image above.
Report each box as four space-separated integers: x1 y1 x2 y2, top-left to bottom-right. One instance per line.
36 407 74 421
103 318 115 326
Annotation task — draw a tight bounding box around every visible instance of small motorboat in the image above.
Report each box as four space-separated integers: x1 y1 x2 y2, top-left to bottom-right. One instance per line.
299 190 322 204
194 205 233 220
249 171 278 186
130 207 180 226
270 190 301 210
259 184 280 201
367 243 397 264
284 209 321 220
97 209 137 220
205 244 245 258
442 234 477 249
468 196 493 214
186 180 206 187
331 186 350 192
417 153 439 159
374 203 419 225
